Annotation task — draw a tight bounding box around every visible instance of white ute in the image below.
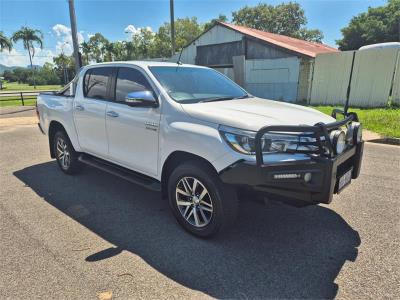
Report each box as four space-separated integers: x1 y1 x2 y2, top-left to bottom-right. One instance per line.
37 61 364 237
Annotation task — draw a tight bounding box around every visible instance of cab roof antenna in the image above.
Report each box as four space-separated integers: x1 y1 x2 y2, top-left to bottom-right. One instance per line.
176 46 184 65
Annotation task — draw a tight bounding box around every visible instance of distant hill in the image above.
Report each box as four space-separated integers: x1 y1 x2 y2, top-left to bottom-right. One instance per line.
0 64 18 75
0 64 42 75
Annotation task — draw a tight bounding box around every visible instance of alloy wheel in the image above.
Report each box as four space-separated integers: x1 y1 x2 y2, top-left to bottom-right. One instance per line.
56 137 70 169
175 176 213 228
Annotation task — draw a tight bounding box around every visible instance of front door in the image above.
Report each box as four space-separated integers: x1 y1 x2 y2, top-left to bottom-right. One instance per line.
105 67 160 176
74 67 114 158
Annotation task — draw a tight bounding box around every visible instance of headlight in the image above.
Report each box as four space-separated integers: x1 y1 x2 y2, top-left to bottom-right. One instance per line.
219 126 256 154
330 130 346 154
219 125 302 155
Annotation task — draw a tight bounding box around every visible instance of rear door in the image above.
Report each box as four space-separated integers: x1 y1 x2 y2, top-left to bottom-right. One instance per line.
105 67 160 176
73 67 114 158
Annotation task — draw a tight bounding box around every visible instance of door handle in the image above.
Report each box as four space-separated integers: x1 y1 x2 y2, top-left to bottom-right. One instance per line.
75 104 84 111
106 111 119 118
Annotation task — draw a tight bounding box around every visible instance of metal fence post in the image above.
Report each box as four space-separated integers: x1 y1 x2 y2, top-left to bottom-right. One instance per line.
20 92 25 106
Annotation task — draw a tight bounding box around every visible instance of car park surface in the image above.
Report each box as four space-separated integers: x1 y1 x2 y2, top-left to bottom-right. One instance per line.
0 120 399 299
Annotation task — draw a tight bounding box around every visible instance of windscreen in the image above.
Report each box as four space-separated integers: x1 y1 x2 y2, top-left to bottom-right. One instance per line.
149 66 248 103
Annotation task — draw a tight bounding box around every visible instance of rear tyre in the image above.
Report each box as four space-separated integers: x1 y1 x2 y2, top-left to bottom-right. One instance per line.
168 160 238 238
53 131 82 175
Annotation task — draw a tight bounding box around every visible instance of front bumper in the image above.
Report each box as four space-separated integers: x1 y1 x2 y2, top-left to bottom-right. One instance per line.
220 141 364 207
220 110 364 207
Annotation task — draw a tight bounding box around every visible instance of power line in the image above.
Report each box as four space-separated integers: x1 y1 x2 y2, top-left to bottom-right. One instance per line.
0 54 56 57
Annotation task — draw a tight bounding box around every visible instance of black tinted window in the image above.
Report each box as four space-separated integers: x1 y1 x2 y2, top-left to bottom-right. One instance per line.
115 67 152 102
84 67 113 100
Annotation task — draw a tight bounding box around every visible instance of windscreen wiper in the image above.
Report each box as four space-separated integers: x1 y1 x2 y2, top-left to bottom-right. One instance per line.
199 95 249 103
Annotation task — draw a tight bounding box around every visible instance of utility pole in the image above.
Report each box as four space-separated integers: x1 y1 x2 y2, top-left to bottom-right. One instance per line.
170 0 176 56
68 0 81 74
61 42 69 84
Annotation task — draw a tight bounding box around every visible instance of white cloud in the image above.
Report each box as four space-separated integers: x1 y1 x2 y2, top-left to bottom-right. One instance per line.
0 23 87 67
53 24 71 37
124 24 138 35
0 48 54 67
124 24 153 39
52 24 84 55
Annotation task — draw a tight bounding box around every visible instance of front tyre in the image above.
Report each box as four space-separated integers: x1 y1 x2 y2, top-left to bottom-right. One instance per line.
53 131 82 175
168 161 238 238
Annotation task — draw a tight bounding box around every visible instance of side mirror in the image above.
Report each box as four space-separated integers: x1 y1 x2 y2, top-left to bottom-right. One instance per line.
125 90 157 107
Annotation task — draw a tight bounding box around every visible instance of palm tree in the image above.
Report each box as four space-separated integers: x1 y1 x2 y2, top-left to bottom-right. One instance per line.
102 41 115 62
0 31 12 52
80 41 91 65
12 26 43 89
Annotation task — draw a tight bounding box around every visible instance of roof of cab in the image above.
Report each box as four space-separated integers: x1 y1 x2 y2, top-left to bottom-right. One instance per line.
83 61 205 69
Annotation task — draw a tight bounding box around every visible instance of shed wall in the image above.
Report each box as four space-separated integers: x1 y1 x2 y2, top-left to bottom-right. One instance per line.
179 25 243 64
246 39 293 59
244 57 300 102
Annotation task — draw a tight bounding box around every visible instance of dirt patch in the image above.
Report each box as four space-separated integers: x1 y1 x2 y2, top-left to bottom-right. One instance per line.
0 117 37 126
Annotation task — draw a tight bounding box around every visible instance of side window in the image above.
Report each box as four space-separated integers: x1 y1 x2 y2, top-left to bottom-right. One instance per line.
115 67 152 102
83 67 113 100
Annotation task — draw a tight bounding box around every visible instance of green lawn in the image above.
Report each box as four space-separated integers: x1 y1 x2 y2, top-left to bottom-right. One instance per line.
0 98 37 107
1 82 62 92
0 82 61 107
312 106 400 138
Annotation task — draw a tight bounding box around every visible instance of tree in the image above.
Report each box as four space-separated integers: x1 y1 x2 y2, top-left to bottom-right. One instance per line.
80 41 92 65
53 54 75 84
232 2 324 42
0 31 12 52
337 0 400 50
111 41 128 61
29 62 60 86
204 14 228 31
102 41 114 62
132 28 156 59
86 33 109 62
11 26 43 88
152 17 203 57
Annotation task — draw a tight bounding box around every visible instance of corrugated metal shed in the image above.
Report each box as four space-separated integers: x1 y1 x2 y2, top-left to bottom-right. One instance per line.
177 22 339 102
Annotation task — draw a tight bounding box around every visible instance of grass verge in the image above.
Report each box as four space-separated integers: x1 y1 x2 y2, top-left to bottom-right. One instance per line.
311 106 400 138
1 82 62 92
0 98 36 107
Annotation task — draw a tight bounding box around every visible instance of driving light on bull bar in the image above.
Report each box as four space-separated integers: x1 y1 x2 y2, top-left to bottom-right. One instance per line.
304 172 312 182
273 173 301 179
346 122 362 145
354 122 362 143
330 130 346 154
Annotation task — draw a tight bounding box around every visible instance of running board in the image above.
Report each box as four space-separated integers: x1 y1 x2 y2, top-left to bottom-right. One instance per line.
78 154 161 192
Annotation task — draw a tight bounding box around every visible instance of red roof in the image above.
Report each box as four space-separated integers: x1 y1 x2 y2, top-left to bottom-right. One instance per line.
217 22 338 58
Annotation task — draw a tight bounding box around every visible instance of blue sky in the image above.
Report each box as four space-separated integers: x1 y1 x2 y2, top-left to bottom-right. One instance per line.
0 0 386 67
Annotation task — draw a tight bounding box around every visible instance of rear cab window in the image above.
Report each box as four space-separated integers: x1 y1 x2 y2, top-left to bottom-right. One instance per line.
83 67 114 100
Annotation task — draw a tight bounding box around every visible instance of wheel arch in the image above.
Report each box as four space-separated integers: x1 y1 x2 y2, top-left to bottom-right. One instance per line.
48 121 69 158
161 151 217 198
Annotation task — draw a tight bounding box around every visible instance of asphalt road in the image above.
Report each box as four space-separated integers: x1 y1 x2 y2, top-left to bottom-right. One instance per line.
0 123 399 299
